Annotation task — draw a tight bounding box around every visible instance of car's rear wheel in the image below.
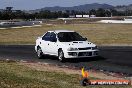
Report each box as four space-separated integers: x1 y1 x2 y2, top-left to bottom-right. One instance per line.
37 47 43 59
58 50 65 62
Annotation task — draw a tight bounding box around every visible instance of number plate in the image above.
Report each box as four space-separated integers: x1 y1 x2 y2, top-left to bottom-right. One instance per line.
83 52 92 56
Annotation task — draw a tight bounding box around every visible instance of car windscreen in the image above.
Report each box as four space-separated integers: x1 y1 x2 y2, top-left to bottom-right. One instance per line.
58 32 86 42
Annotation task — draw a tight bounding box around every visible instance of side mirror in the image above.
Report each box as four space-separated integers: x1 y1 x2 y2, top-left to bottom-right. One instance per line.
84 37 87 41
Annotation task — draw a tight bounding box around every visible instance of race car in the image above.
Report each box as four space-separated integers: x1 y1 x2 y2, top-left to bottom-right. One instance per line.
35 30 99 62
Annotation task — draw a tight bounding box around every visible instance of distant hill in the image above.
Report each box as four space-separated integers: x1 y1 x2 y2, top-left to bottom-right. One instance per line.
31 3 114 13
29 3 132 13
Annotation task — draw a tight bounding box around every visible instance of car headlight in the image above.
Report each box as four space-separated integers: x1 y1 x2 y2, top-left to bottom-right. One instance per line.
67 47 78 51
92 46 98 50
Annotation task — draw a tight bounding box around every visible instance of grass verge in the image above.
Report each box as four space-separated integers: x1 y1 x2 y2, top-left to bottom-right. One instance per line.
0 61 131 88
0 23 132 45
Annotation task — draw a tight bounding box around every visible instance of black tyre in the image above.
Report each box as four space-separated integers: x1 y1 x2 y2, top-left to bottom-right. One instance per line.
37 47 43 59
58 50 65 62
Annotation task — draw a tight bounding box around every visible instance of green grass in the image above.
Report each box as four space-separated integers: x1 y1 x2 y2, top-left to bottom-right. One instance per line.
0 61 131 88
0 61 79 88
0 23 132 45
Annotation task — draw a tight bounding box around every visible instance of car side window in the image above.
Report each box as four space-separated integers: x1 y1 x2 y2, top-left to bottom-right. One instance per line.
50 32 57 42
42 32 51 41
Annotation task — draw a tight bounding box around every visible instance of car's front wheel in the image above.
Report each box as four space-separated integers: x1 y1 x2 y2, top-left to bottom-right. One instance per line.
58 50 65 62
37 47 43 59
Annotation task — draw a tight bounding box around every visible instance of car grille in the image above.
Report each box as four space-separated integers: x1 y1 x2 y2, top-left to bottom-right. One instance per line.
78 47 92 50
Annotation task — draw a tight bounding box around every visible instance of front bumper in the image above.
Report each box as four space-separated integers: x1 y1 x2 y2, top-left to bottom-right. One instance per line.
64 49 99 58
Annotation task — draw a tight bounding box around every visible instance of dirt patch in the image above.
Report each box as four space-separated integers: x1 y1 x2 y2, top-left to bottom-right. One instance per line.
19 62 125 80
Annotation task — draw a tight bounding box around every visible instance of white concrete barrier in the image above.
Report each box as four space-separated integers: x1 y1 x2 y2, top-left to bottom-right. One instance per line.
99 20 132 23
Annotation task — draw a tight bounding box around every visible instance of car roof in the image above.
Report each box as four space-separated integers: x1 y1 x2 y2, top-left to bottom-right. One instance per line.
48 30 75 34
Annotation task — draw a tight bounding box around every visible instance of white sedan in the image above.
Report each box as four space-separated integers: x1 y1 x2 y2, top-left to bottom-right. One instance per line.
35 30 99 62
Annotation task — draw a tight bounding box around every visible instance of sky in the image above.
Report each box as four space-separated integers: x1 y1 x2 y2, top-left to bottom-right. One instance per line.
0 0 132 10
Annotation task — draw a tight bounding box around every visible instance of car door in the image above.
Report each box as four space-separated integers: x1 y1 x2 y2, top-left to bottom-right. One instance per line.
47 32 58 55
41 32 51 54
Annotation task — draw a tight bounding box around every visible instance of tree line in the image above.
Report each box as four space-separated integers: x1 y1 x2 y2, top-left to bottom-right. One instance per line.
0 7 132 20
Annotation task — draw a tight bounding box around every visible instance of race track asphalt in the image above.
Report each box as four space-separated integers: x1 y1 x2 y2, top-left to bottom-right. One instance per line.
0 45 132 75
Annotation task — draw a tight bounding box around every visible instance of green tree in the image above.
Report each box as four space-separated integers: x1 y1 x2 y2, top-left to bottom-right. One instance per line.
96 8 105 17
